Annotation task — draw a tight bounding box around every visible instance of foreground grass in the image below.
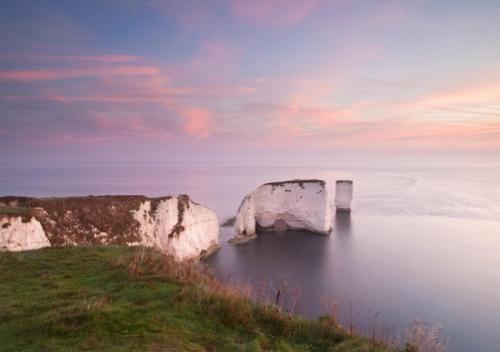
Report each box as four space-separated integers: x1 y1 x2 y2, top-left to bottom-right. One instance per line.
0 246 394 352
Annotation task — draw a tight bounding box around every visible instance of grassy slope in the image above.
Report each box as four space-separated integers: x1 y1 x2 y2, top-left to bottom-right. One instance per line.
0 246 393 352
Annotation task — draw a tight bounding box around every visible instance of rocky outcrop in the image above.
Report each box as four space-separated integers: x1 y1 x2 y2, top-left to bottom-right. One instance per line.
0 195 219 260
335 180 353 212
233 179 332 241
0 216 50 251
133 195 220 261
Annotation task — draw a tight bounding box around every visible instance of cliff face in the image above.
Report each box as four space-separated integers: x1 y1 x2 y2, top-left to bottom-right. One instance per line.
0 216 49 251
133 195 220 260
234 179 332 240
0 195 219 260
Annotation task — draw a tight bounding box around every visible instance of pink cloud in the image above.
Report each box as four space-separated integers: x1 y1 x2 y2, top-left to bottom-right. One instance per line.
40 79 192 104
0 53 142 64
58 55 142 63
383 80 500 124
417 84 500 108
171 40 242 84
43 89 72 105
229 81 500 150
255 102 357 128
324 119 500 149
0 65 160 81
0 70 55 81
2 110 175 146
178 107 213 139
30 133 123 146
94 114 172 140
0 44 253 120
0 54 161 81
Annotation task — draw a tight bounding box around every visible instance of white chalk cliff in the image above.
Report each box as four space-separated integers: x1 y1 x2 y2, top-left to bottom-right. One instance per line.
0 217 50 251
0 195 219 261
133 195 219 261
234 179 332 239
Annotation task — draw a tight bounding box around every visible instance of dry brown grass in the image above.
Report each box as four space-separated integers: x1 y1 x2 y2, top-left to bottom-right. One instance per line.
127 247 308 316
403 318 450 352
127 247 261 328
129 247 252 298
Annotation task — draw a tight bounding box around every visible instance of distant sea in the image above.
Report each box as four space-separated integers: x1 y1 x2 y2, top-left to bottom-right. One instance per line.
2 162 500 351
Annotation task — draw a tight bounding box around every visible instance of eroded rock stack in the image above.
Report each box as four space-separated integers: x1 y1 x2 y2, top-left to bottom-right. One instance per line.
335 180 353 212
233 179 332 241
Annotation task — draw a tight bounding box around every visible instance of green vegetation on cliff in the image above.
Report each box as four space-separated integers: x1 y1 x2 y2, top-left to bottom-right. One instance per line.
0 246 395 352
0 205 32 217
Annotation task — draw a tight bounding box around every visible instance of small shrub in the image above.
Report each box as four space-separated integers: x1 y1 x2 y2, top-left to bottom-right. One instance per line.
403 342 419 352
221 216 237 227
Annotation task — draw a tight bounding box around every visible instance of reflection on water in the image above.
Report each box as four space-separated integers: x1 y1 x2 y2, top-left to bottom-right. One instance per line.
334 211 352 235
207 211 500 352
2 162 500 351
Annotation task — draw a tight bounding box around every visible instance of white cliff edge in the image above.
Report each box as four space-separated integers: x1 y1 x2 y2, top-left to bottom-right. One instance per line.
0 217 50 251
0 195 219 261
233 179 332 242
335 180 353 212
133 195 219 261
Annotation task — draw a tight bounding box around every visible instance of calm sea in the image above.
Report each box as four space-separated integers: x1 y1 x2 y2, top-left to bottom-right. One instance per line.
1 162 500 351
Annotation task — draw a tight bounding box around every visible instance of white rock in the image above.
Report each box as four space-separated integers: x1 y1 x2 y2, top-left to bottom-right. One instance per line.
133 195 219 261
0 217 50 251
234 180 332 239
335 180 353 211
133 200 156 247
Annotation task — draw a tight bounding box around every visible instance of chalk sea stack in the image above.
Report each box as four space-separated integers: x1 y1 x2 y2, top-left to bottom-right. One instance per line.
0 195 219 261
335 180 353 212
233 179 332 242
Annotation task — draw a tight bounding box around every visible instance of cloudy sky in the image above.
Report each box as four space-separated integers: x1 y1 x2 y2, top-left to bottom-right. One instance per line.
1 0 499 163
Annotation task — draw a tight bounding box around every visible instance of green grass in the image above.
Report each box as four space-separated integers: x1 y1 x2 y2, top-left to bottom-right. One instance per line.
0 246 396 352
0 205 32 216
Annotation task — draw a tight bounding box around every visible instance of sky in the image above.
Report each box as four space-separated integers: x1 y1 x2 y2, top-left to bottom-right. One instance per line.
1 0 500 163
